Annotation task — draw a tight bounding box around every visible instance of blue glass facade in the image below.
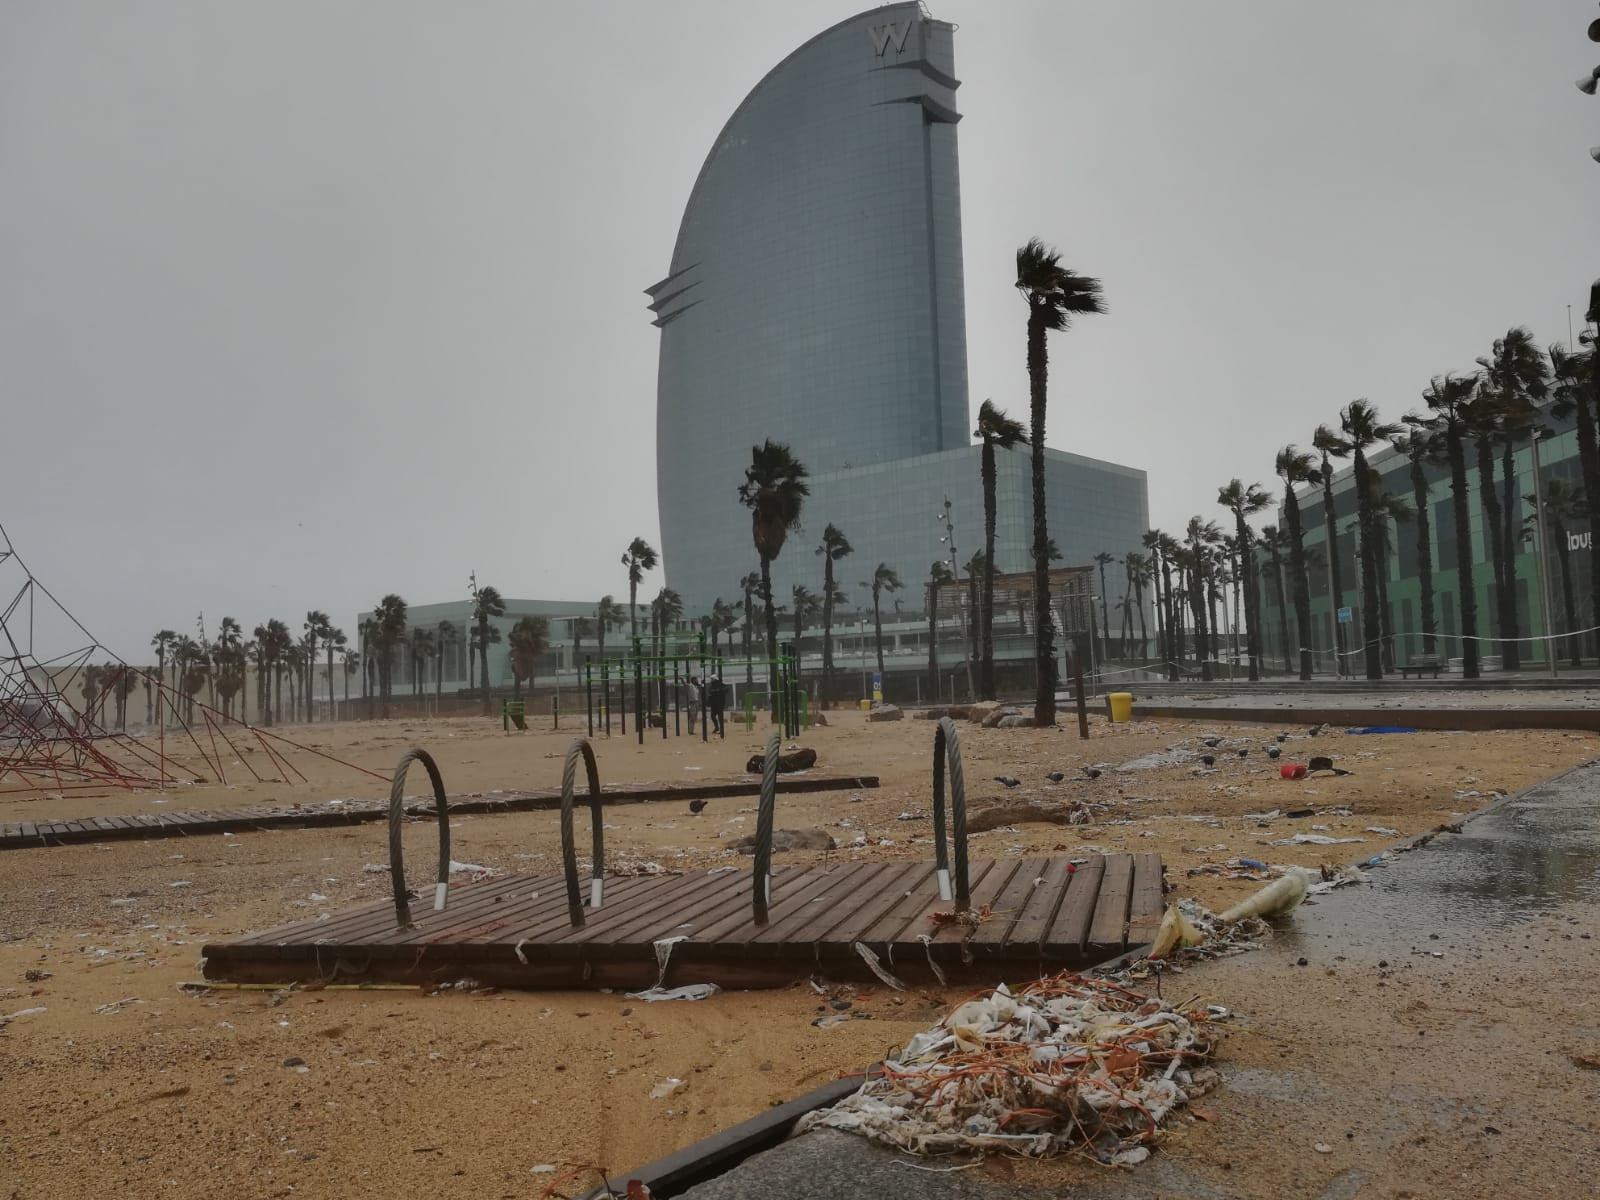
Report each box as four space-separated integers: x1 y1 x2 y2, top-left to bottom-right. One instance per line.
650 5 1150 618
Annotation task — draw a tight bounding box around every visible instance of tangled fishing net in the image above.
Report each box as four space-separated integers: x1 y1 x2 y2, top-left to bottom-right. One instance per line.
798 973 1222 1162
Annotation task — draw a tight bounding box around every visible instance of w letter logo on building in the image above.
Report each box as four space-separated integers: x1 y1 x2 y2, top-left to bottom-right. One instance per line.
868 20 914 57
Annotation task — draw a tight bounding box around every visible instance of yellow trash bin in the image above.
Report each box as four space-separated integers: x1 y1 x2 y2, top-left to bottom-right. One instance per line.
859 698 872 712
1108 692 1133 723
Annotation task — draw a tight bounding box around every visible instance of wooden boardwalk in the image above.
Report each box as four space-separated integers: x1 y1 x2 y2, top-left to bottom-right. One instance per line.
0 773 878 851
201 852 1165 990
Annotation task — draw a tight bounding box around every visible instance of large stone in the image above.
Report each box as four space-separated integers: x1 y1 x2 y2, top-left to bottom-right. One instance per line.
745 747 818 773
982 706 1022 729
996 714 1035 729
867 703 903 722
967 702 1001 725
729 828 836 854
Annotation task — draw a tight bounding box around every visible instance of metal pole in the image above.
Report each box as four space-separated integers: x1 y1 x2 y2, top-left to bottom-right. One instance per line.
585 657 593 738
1530 430 1559 678
1072 634 1090 740
1326 553 1339 677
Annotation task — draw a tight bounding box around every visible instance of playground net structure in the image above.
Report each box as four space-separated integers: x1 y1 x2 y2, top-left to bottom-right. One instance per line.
580 633 806 743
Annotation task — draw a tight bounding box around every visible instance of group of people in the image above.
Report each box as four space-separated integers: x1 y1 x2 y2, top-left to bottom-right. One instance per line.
684 672 727 736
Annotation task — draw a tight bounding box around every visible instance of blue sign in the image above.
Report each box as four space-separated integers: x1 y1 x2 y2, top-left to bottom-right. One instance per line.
1337 606 1353 625
872 671 882 702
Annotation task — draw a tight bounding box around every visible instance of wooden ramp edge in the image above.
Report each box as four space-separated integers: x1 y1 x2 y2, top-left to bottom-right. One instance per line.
200 853 1168 990
0 773 879 851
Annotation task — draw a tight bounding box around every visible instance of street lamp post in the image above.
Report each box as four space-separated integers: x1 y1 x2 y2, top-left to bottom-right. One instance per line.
937 496 976 701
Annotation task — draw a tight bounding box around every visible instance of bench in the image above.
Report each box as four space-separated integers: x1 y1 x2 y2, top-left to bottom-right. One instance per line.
1400 655 1444 679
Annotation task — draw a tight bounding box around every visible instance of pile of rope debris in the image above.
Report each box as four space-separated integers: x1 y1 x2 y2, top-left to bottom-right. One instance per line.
798 973 1221 1163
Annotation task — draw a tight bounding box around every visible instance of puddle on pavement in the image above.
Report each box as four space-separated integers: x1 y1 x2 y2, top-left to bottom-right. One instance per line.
1256 769 1600 955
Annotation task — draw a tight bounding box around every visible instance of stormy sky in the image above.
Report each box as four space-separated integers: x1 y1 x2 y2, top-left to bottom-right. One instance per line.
1 1 1593 661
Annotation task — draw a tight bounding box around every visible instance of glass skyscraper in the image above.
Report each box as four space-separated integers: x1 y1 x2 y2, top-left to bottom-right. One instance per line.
650 4 1149 619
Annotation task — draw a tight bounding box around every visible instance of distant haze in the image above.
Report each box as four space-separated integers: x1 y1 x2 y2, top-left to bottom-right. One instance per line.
1 1 1592 660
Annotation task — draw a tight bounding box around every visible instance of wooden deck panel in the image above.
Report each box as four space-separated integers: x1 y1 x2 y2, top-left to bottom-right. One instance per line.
201 853 1162 990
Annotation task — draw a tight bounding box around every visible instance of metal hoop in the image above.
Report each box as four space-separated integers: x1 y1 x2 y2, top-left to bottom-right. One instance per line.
387 748 451 927
560 737 606 928
931 717 970 909
751 730 780 925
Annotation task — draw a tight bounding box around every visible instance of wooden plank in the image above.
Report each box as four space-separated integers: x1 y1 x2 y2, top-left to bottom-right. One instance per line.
686 866 824 945
551 867 755 947
746 863 883 945
1005 857 1077 949
798 861 931 948
970 857 1050 945
813 862 936 948
922 858 1029 948
1126 853 1165 949
853 860 1001 948
1045 854 1105 953
1086 854 1134 953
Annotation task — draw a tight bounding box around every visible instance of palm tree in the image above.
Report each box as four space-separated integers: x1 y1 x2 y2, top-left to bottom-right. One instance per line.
433 621 455 701
1465 386 1510 667
651 586 684 658
1274 447 1318 680
738 440 809 665
1478 328 1551 670
570 616 593 672
1124 551 1150 661
408 626 436 698
865 562 902 683
788 582 820 654
1340 400 1401 679
710 598 738 656
302 611 330 722
261 619 293 724
621 538 658 647
1350 484 1413 672
1312 424 1352 673
1141 532 1172 676
1016 238 1105 724
341 647 357 707
471 585 506 714
326 626 346 717
974 399 1027 698
1183 518 1219 678
964 550 985 675
1392 424 1443 656
739 570 761 689
371 595 408 717
149 630 176 725
594 596 624 666
357 618 376 716
1217 480 1271 680
1092 551 1115 663
1424 373 1482 679
508 615 549 699
1528 478 1586 667
925 560 955 700
815 523 853 707
1256 527 1291 672
1550 343 1599 659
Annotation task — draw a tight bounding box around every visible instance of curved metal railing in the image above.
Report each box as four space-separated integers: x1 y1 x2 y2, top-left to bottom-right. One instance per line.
559 736 606 928
931 716 971 909
751 730 781 925
387 748 452 927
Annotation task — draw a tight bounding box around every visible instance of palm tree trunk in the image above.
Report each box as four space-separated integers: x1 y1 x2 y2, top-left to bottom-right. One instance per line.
1449 430 1481 678
1376 534 1395 673
1409 462 1437 655
1026 310 1056 724
1352 451 1383 680
927 591 940 702
1572 382 1600 662
966 571 979 678
1556 520 1580 667
822 559 834 709
980 443 999 699
873 593 886 680
1135 578 1149 661
759 556 778 667
1097 561 1111 663
1320 466 1347 674
1498 439 1522 669
1475 437 1507 670
1269 551 1291 673
478 618 491 715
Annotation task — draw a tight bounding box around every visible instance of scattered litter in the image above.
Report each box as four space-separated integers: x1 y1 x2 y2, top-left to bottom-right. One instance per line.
23 970 51 982
1307 864 1367 895
93 997 144 1015
798 973 1220 1159
447 860 498 879
649 1077 686 1100
626 984 721 1003
362 863 390 874
1149 905 1203 957
852 942 906 991
1186 858 1279 882
308 893 328 903
1365 826 1400 837
531 1164 557 1174
168 881 192 888
1219 870 1310 923
1347 726 1416 735
1272 833 1365 846
1314 1142 1333 1153
813 1011 873 1028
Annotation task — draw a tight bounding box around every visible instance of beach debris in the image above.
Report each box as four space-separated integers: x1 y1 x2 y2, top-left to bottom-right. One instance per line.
730 829 835 854
1218 870 1310 923
1308 864 1366 895
1307 756 1352 776
447 860 497 879
649 1077 686 1100
1272 833 1365 846
1365 826 1400 837
1279 763 1307 779
1347 726 1417 735
22 970 51 983
1149 905 1204 957
1185 859 1279 882
798 973 1221 1160
1308 724 1325 737
813 1011 873 1028
626 983 720 1003
362 863 390 874
746 747 818 773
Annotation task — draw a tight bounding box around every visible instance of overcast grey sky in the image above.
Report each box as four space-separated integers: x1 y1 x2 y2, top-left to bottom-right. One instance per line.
1 1 1594 660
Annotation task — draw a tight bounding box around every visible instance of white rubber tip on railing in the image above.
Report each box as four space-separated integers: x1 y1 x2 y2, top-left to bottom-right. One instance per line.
765 874 773 904
434 882 448 911
936 868 952 902
591 878 604 909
